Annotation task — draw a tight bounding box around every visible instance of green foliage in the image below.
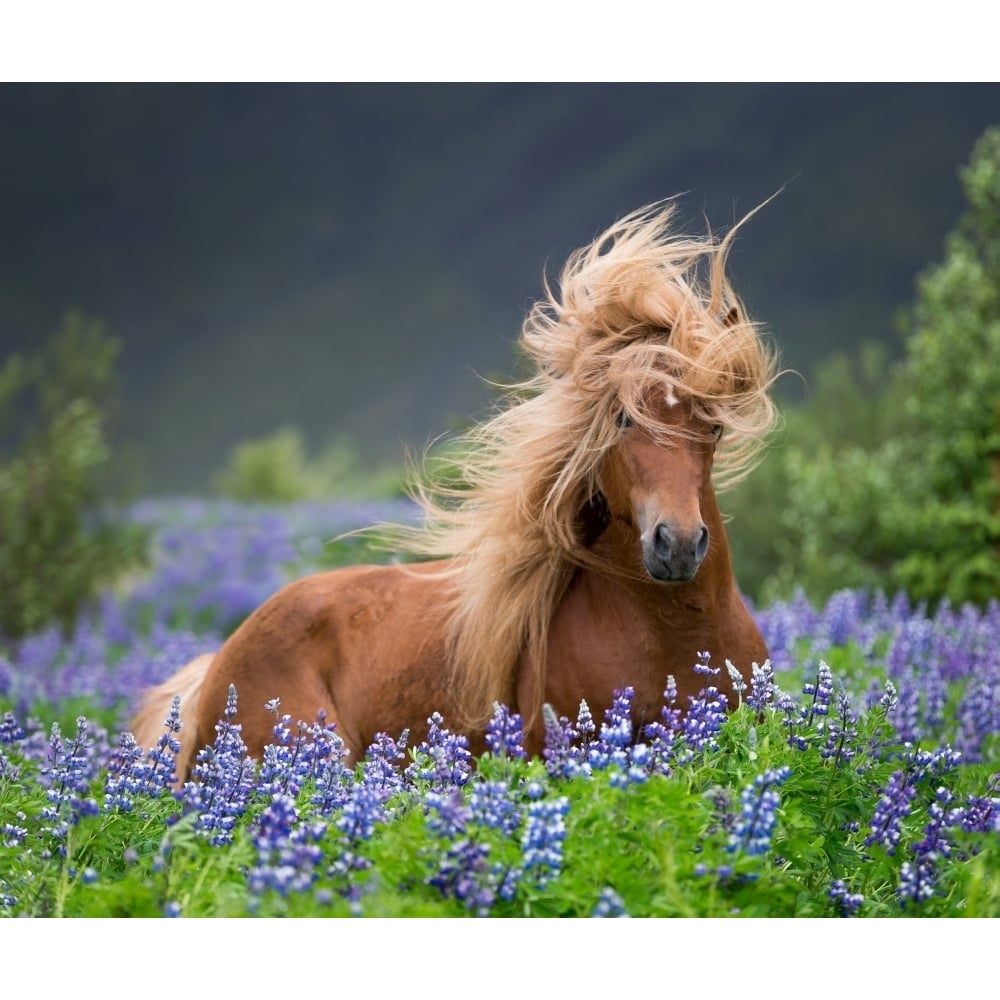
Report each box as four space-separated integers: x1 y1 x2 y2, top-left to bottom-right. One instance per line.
212 426 405 502
726 125 1000 607
0 312 147 639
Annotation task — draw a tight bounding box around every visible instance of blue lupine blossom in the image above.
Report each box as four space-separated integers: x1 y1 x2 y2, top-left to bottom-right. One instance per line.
897 786 963 907
180 686 257 846
105 697 182 811
0 711 26 744
725 659 747 706
37 717 102 854
405 713 473 790
591 687 634 774
424 787 519 916
822 689 860 768
828 879 864 916
484 703 527 760
680 682 728 757
592 887 629 917
644 675 683 776
469 780 522 836
800 661 834 725
746 659 775 711
541 703 593 780
728 766 790 856
427 838 498 916
521 796 570 887
865 769 918 855
247 794 327 902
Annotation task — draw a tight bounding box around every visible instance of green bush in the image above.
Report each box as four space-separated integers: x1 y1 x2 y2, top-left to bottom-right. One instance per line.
212 426 405 502
0 312 147 640
726 125 1000 608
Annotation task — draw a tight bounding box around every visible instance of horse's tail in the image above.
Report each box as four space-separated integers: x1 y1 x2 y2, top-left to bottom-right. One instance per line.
131 652 215 784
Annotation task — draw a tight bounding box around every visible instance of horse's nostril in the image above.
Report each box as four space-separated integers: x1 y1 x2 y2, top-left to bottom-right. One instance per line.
696 524 709 560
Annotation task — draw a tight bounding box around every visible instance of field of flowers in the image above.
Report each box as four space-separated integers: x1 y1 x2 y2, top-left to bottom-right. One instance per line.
1 498 997 920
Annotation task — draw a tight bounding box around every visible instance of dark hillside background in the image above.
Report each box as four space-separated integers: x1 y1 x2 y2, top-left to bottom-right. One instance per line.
2 82 998 494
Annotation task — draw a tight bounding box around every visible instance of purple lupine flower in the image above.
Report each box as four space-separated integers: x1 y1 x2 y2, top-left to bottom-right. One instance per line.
724 660 747 707
2 820 28 847
37 717 102 855
592 887 629 917
958 773 999 833
404 713 473 790
541 703 587 780
746 660 775 712
574 699 597 747
0 711 26 744
821 589 868 648
865 769 918 856
103 732 151 812
469 780 522 837
728 766 790 857
484 703 526 761
892 681 925 745
704 785 738 838
680 683 728 756
257 698 298 798
828 879 864 917
955 677 1000 764
427 838 497 917
247 794 327 903
337 783 387 843
905 744 962 781
303 720 353 816
0 750 20 783
643 675 682 776
258 702 321 799
801 661 834 725
821 689 860 768
897 786 963 907
143 694 182 791
590 687 634 773
180 685 257 846
425 789 472 839
424 788 515 916
334 731 409 845
106 698 182 810
693 650 718 676
521 796 570 887
359 731 407 797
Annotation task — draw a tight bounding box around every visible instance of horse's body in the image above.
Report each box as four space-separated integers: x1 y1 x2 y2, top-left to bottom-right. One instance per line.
133 201 778 778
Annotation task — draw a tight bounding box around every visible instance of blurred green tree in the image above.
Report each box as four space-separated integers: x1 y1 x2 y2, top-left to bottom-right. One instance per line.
0 312 147 640
725 125 1000 607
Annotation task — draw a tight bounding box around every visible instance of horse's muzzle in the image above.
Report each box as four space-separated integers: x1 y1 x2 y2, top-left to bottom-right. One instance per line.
643 521 709 582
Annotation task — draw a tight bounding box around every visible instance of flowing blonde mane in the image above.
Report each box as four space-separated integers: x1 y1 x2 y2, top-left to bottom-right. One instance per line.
395 200 780 729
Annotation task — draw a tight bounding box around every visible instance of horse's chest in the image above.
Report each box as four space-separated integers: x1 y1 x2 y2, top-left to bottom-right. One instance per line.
543 582 699 722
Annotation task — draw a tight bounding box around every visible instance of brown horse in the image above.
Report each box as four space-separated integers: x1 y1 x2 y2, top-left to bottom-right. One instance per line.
132 200 779 778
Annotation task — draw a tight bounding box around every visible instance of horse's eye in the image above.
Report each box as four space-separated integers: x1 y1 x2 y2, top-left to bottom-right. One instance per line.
711 423 724 442
616 410 634 430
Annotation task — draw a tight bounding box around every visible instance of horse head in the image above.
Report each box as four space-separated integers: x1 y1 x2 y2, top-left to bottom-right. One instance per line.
596 388 723 583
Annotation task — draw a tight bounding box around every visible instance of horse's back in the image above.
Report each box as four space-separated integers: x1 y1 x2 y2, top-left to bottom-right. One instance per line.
196 560 457 762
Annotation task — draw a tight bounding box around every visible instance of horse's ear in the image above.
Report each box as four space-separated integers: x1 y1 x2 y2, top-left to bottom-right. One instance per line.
723 306 740 327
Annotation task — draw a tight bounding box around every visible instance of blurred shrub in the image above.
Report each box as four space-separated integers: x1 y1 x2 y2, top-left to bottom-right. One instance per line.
0 311 148 639
726 125 1000 608
213 426 405 502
